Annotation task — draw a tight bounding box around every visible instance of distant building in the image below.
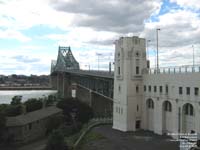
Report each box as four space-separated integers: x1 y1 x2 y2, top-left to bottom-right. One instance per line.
6 106 62 144
113 36 200 139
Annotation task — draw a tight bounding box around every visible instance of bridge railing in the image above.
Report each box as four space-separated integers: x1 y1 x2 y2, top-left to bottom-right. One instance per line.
145 65 200 75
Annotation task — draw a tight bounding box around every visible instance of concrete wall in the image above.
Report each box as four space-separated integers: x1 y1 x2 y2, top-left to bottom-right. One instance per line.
142 73 200 137
75 84 113 118
76 85 91 105
91 91 113 118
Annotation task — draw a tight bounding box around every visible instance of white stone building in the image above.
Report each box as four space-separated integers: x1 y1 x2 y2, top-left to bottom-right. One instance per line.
113 36 200 138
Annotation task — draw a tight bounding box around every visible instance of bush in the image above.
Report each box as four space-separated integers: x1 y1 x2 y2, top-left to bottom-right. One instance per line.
46 129 68 150
10 95 22 105
0 104 9 114
24 98 43 112
197 140 200 147
46 95 56 107
0 113 6 141
4 105 22 116
46 115 64 135
59 123 82 137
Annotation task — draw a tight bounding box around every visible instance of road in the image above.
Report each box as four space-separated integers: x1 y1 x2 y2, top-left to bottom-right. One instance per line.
81 125 179 150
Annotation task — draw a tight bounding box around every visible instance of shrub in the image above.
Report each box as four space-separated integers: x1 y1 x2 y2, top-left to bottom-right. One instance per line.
10 95 22 105
46 95 56 107
4 105 22 116
45 115 64 135
0 113 6 141
24 98 43 112
46 129 68 150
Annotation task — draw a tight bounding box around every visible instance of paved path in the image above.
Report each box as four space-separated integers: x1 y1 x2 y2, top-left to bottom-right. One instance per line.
17 138 47 150
81 125 179 150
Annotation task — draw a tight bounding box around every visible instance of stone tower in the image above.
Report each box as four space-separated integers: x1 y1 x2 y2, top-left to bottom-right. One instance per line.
113 36 147 131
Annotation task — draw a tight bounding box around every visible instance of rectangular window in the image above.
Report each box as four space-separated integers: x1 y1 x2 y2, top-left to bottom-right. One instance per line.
154 86 157 92
136 86 139 93
136 66 139 74
148 86 151 92
137 105 139 112
28 123 32 130
179 87 183 95
186 87 190 95
118 67 120 75
144 85 146 92
166 85 168 94
160 86 162 93
194 87 199 96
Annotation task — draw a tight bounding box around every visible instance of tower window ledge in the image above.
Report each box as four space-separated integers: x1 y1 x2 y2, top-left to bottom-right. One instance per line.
133 75 142 78
116 75 123 80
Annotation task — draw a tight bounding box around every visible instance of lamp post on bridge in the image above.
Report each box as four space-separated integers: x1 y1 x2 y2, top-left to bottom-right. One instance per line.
146 39 151 60
96 53 103 71
85 64 90 71
192 45 195 67
156 28 161 72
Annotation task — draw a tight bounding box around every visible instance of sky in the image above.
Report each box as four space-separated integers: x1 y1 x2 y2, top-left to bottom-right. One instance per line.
0 0 200 75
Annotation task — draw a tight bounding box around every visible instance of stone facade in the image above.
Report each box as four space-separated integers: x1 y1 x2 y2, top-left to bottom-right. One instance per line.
113 36 200 138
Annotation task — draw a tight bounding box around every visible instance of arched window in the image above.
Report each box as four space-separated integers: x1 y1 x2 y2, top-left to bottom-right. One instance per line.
184 103 194 116
163 101 172 112
147 99 154 109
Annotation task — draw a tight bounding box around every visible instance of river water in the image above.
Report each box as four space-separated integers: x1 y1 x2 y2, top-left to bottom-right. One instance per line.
0 90 57 104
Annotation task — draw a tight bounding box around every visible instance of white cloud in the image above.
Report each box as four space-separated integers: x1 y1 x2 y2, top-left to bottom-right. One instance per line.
0 29 31 42
0 46 55 75
170 0 200 10
52 0 162 33
42 27 118 47
142 9 200 68
0 0 74 30
1 0 200 74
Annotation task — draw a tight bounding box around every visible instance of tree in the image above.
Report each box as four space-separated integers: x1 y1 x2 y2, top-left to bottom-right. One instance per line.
0 113 6 140
45 115 64 135
45 95 56 107
11 95 22 105
0 104 9 113
46 129 68 150
197 140 200 147
24 98 43 112
57 98 93 124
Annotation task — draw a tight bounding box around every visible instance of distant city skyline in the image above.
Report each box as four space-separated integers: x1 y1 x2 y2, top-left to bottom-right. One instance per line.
0 0 200 75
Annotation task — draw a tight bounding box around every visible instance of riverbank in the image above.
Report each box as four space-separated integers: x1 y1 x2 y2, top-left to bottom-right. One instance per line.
0 86 52 90
0 90 57 104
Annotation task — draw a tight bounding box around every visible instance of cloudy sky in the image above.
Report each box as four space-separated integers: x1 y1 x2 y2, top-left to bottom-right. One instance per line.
0 0 200 75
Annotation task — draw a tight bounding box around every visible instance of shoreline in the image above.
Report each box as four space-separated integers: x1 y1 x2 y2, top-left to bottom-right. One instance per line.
0 86 53 90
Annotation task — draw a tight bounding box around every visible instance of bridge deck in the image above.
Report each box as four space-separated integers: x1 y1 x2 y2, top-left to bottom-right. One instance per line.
54 69 114 79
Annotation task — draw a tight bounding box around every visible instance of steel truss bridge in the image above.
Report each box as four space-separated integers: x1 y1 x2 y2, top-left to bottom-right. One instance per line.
50 46 114 99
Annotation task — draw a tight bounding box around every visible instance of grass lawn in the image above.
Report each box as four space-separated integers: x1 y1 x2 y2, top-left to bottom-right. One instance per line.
76 130 106 150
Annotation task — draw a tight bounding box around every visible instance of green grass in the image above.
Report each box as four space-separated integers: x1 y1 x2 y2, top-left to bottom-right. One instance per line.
65 132 81 148
77 130 106 149
64 120 109 150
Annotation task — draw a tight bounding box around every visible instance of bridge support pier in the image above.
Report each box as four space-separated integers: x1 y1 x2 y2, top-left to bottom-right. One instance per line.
50 75 58 89
57 73 64 98
63 74 71 98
